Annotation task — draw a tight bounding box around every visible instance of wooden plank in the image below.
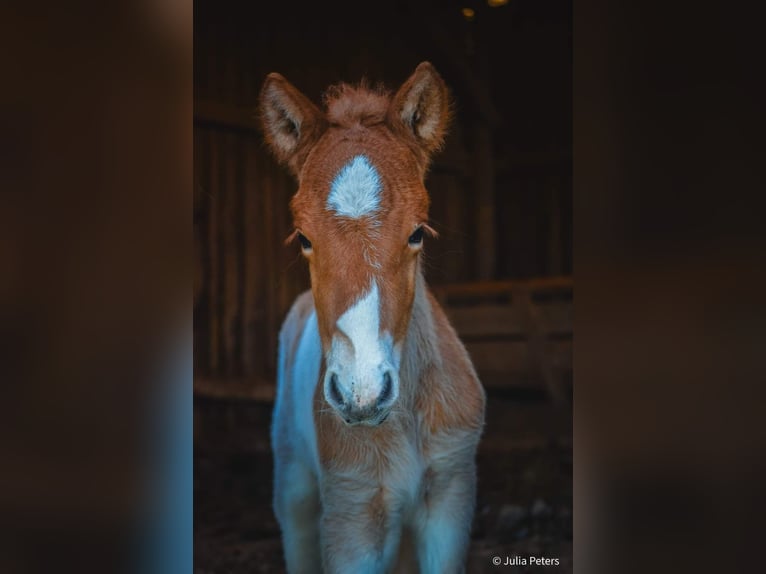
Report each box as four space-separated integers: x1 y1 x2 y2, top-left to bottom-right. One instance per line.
432 275 573 300
480 401 572 452
446 304 523 339
423 172 459 283
276 167 292 364
445 301 571 339
464 339 572 380
473 122 495 280
516 287 567 403
532 301 574 337
443 174 464 282
241 137 260 376
234 136 247 376
222 132 241 377
262 159 278 380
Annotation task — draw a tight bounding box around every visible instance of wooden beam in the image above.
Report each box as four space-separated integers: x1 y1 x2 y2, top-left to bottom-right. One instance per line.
516 286 568 403
431 275 573 301
473 121 496 280
464 339 572 381
445 301 572 338
432 277 573 402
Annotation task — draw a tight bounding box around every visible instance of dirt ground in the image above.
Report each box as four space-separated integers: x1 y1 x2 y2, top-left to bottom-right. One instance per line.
194 395 572 573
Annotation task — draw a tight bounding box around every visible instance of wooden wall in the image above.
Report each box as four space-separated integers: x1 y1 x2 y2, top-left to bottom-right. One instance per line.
194 127 305 383
193 0 572 389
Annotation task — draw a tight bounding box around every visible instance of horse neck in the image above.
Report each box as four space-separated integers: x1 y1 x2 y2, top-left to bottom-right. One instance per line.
399 268 440 399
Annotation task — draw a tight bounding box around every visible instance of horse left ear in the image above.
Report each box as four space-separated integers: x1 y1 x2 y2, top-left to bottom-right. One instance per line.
259 73 327 178
388 62 451 162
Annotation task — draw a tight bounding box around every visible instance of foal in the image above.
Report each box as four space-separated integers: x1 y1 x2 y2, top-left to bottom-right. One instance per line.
260 62 486 574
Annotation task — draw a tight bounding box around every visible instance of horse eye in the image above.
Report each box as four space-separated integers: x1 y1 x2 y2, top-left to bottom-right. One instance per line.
408 226 424 246
297 232 312 251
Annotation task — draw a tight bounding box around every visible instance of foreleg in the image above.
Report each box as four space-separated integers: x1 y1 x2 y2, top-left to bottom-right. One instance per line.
273 459 322 574
414 455 478 574
320 476 402 574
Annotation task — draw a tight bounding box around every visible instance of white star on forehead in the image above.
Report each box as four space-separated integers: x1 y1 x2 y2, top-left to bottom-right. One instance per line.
326 155 382 218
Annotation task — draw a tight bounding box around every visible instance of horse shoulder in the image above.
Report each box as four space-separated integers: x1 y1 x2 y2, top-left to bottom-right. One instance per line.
417 293 486 438
272 290 319 456
280 289 315 359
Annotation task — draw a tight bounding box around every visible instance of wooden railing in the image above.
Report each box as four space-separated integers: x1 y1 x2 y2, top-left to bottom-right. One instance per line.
195 276 573 403
433 276 573 403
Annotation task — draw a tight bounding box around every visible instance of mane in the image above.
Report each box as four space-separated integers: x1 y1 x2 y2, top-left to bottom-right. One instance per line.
323 81 391 128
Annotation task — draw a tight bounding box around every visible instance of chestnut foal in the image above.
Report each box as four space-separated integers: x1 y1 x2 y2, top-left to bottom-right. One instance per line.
260 62 485 574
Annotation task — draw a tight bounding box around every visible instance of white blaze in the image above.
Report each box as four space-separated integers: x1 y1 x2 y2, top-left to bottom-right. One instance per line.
327 281 400 407
326 155 382 219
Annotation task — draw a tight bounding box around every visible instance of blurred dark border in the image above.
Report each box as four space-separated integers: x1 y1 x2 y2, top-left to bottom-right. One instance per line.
575 0 766 573
1 0 765 572
0 1 191 573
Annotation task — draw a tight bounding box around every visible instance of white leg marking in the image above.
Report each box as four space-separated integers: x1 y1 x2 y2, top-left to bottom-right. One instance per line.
291 310 322 471
415 436 480 574
274 460 321 574
272 309 324 574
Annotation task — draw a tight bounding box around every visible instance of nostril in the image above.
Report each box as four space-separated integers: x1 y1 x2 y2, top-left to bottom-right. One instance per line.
328 373 344 406
378 371 393 405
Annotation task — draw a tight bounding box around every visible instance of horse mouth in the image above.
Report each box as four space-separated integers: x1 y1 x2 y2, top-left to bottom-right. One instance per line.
341 410 391 427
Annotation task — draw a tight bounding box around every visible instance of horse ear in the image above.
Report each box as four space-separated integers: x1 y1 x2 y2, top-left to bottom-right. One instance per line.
259 73 326 177
388 62 451 161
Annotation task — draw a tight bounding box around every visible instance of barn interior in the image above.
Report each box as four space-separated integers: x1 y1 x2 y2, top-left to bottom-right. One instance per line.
194 0 572 571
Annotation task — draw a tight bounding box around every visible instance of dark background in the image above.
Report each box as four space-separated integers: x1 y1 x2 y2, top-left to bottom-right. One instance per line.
1 0 764 573
193 0 572 385
194 0 573 572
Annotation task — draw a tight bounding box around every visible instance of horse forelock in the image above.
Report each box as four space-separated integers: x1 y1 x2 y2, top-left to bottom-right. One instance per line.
323 82 391 128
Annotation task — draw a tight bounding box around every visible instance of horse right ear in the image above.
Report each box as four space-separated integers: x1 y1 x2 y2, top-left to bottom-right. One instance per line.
259 73 326 177
387 62 451 168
